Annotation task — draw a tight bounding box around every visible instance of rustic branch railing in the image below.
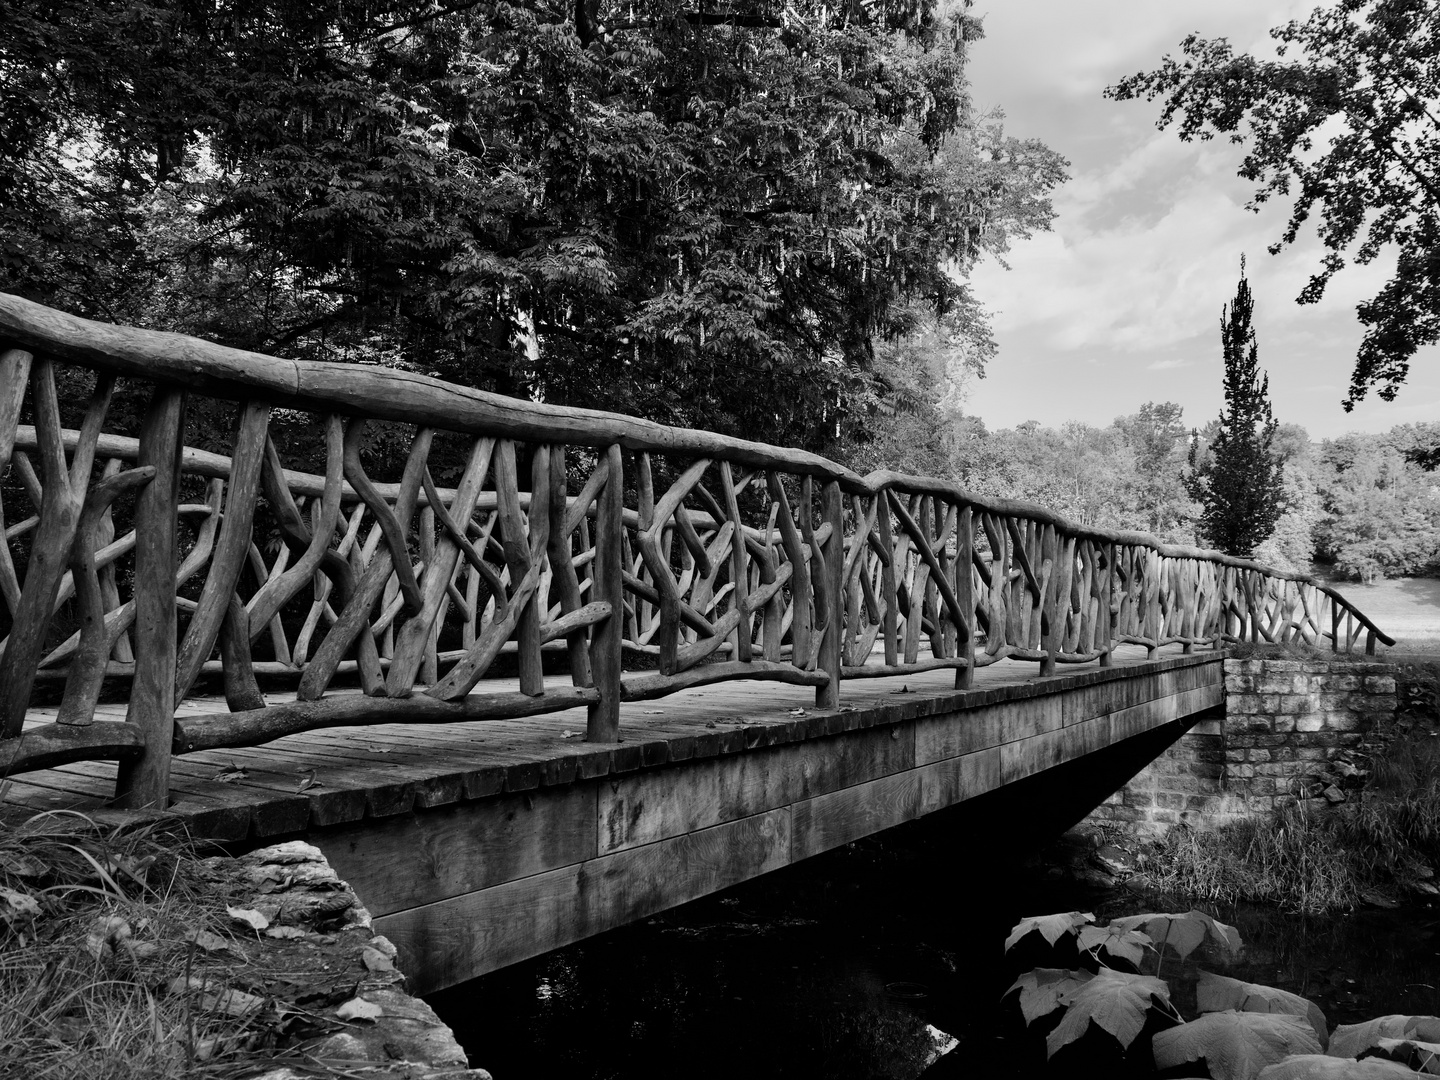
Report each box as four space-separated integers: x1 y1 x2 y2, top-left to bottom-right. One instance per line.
0 294 1394 807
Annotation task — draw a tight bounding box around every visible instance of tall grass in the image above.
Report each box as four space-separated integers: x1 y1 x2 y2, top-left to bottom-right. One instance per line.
1149 734 1440 915
0 809 271 1080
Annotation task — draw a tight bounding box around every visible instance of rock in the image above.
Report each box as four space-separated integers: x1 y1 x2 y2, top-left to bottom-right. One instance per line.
1361 889 1402 909
1322 785 1347 804
1093 843 1136 876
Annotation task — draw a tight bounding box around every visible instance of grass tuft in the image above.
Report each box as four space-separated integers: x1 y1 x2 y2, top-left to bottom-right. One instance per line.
1146 733 1440 915
0 809 274 1080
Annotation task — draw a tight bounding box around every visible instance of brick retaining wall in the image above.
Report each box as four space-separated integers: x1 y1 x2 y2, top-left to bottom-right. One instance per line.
1089 656 1401 836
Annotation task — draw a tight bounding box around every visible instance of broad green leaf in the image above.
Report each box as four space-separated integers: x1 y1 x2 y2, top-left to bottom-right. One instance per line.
1153 1011 1322 1080
1004 968 1093 1026
1079 923 1152 967
1110 909 1242 960
1197 971 1328 1047
1004 911 1094 953
1361 1037 1440 1075
1330 1015 1440 1059
1256 1055 1419 1079
1046 968 1173 1059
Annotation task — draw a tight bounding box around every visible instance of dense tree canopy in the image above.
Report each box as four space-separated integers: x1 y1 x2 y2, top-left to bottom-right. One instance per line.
0 0 1066 455
1107 0 1440 411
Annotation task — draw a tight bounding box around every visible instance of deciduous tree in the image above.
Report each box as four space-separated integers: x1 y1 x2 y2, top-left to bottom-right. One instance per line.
1108 0 1440 411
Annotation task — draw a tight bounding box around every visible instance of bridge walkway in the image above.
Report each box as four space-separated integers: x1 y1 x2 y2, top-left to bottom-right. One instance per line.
4 645 1203 843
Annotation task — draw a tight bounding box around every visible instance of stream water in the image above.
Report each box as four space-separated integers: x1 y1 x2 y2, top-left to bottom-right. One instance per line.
428 811 1440 1079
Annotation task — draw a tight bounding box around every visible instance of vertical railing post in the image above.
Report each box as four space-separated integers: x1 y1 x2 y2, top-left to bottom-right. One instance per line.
955 504 975 689
587 444 624 742
115 385 185 809
1099 541 1115 668
1039 525 1059 677
816 479 843 709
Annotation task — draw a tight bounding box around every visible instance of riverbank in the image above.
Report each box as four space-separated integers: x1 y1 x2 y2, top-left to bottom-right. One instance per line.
0 810 485 1080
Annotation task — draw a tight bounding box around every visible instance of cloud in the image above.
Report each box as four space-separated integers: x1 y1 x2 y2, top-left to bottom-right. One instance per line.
959 0 1440 440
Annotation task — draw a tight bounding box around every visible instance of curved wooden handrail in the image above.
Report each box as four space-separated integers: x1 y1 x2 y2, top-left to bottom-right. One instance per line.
0 294 1396 808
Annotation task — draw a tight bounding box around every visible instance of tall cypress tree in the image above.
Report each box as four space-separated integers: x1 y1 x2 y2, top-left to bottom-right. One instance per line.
1189 259 1285 556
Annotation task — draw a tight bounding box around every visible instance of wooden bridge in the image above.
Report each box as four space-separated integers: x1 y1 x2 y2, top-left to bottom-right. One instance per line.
0 294 1392 993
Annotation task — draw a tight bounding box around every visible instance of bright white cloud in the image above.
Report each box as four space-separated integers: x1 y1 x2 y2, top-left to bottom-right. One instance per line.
959 0 1440 439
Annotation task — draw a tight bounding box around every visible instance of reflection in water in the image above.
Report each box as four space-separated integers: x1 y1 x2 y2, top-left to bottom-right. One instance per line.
428 817 1440 1079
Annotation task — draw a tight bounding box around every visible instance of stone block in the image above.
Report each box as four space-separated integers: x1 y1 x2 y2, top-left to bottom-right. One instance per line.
1294 746 1330 762
1365 675 1398 694
1261 694 1282 714
1156 792 1187 811
1248 776 1278 796
1259 675 1298 694
1319 674 1361 692
1225 747 1249 764
1151 809 1179 824
1225 659 1263 675
1123 790 1155 808
1295 713 1326 733
1336 732 1364 748
1266 660 1303 674
1325 712 1362 732
1186 794 1224 813
1278 695 1312 715
1248 748 1272 764
1274 717 1296 734
1226 764 1255 780
1226 674 1256 693
1187 761 1224 780
1228 695 1259 716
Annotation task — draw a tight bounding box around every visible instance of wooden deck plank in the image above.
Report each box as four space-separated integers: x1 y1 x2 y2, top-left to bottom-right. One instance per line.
5 647 1223 842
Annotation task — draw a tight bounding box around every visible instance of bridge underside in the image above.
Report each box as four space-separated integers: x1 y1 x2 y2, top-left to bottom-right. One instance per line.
314 651 1221 995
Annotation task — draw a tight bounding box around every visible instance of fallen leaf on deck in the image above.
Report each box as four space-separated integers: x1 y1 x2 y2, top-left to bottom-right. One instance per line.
788 708 807 716
337 996 384 1022
892 685 912 694
643 710 663 714
365 747 391 753
295 768 319 793
561 730 580 739
226 906 270 931
212 763 248 783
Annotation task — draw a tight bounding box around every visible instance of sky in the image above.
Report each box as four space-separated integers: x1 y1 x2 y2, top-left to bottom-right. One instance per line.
960 0 1440 441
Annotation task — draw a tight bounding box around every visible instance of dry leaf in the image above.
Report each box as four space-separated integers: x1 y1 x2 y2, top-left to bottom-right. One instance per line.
295 768 319 793
264 926 306 940
362 946 396 972
561 730 580 739
336 996 384 1022
212 763 248 783
84 915 131 961
186 929 231 953
226 906 270 931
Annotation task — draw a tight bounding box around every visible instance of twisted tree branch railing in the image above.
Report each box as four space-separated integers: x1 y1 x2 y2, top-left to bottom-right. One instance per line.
0 294 1394 807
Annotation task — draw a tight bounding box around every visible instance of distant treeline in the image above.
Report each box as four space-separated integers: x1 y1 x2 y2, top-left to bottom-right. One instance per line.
847 365 1440 582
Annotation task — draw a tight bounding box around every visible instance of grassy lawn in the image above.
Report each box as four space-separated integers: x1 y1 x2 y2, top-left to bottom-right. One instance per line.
1327 577 1440 654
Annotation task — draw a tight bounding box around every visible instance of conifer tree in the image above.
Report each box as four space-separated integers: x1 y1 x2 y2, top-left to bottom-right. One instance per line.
1188 259 1285 556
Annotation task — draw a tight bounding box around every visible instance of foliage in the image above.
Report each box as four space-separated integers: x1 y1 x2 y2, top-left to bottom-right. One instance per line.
1330 1015 1440 1058
1005 967 1095 1026
1314 434 1440 581
1043 967 1176 1060
1003 910 1094 951
1187 262 1285 557
0 0 1068 457
1152 1011 1323 1080
1107 0 1440 411
1108 909 1243 962
1197 971 1329 1046
1255 1056 1424 1079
